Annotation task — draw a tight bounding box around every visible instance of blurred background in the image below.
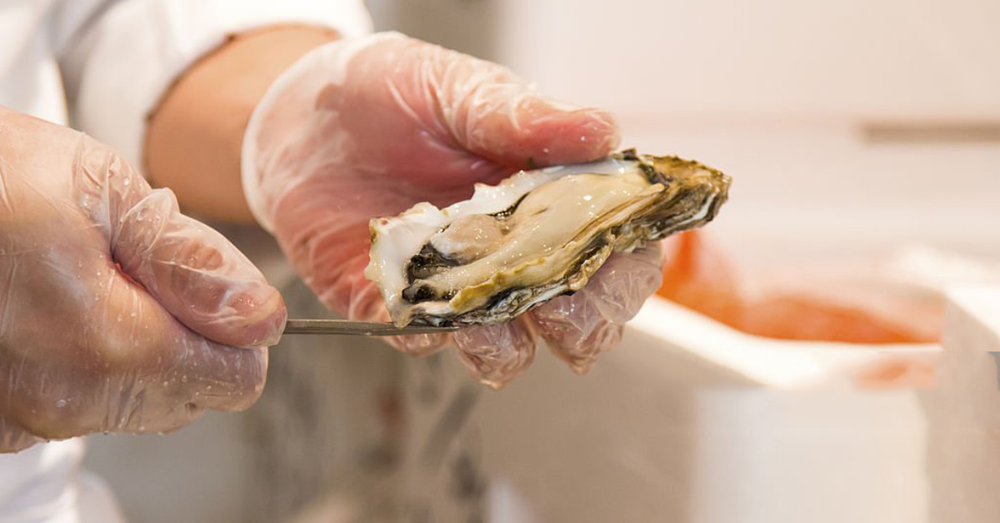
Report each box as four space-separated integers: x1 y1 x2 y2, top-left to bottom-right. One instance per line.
371 0 1000 262
84 1 1000 522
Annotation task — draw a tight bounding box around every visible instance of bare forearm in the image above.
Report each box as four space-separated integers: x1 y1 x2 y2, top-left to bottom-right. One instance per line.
145 26 337 222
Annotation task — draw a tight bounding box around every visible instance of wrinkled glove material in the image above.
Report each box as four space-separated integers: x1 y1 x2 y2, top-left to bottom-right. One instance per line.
243 32 663 388
0 109 286 452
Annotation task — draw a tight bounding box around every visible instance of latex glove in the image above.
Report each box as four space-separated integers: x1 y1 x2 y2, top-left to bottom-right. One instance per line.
243 33 663 388
0 108 286 453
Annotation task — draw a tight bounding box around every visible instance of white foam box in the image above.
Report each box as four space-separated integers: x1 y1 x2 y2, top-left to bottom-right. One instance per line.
922 288 1000 522
408 288 994 523
446 0 1000 518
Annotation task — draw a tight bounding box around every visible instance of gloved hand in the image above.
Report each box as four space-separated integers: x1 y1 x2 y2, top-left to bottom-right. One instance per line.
242 33 663 388
0 108 286 453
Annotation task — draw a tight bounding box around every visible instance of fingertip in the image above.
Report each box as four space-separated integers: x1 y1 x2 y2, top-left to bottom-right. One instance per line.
466 93 621 169
514 99 621 166
453 320 537 388
220 285 288 348
562 322 625 375
160 280 287 350
528 289 618 373
530 299 624 374
389 332 450 357
597 250 665 323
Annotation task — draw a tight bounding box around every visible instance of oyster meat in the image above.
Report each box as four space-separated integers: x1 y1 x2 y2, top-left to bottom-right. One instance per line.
365 149 731 327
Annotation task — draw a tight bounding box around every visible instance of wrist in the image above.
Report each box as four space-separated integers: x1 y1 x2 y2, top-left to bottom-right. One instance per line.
145 26 337 223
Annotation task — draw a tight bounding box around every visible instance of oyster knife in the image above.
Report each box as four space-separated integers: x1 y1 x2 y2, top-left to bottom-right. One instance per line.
282 319 460 336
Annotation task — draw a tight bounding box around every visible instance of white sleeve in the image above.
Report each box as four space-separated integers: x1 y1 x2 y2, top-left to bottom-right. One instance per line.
62 0 372 168
0 439 126 523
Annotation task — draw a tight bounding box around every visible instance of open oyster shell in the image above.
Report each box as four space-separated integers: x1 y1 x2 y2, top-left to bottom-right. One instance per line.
365 149 731 327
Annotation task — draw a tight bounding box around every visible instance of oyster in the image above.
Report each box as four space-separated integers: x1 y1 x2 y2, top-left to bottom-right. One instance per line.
365 149 731 327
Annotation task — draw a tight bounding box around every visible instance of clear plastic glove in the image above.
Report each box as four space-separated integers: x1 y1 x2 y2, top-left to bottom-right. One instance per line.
242 33 663 388
0 108 286 453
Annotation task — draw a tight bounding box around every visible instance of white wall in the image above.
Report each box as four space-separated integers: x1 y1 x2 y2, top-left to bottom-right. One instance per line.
496 0 1000 121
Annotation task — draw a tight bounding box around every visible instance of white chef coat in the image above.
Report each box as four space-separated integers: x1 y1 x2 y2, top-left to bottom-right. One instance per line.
0 1 371 521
